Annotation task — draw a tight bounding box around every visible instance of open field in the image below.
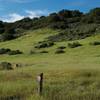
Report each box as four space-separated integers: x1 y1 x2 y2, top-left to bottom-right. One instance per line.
0 28 100 100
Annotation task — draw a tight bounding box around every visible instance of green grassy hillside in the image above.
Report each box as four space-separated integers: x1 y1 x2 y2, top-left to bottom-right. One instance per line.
0 28 100 100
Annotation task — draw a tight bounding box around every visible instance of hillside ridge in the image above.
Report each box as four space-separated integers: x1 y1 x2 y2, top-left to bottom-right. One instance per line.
0 7 99 42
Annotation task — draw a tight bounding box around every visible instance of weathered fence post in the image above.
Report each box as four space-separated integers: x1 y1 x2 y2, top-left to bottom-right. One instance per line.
37 73 43 96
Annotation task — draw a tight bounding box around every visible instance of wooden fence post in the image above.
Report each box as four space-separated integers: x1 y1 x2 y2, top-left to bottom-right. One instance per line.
37 73 43 96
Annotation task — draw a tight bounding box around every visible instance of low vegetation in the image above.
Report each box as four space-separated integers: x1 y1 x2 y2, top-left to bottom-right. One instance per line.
57 46 66 49
90 41 100 46
40 50 49 53
35 41 54 49
0 48 10 54
55 49 65 54
68 42 82 48
0 48 23 55
47 24 97 42
7 50 23 55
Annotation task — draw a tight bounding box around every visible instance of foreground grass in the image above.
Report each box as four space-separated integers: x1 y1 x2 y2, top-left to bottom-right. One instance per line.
1 65 100 100
0 29 100 100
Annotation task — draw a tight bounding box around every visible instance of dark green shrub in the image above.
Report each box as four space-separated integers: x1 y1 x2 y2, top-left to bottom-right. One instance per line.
57 46 66 49
0 28 16 41
0 62 13 70
90 41 100 46
0 33 15 41
89 8 100 23
49 22 68 29
0 21 5 34
0 48 11 54
47 24 97 42
0 48 23 55
0 28 4 34
35 41 54 49
7 50 23 55
55 49 65 54
48 13 60 22
40 50 48 53
68 42 82 48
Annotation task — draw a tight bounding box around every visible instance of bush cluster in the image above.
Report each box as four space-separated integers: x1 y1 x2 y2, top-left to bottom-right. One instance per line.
0 8 99 42
8 50 22 55
35 41 54 49
57 46 66 49
68 42 82 48
0 48 10 54
55 49 65 54
90 41 100 46
47 24 97 42
40 50 48 53
0 48 23 55
55 46 66 54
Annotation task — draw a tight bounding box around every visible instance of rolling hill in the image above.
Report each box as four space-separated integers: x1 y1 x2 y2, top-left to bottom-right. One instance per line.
0 8 100 100
0 27 100 100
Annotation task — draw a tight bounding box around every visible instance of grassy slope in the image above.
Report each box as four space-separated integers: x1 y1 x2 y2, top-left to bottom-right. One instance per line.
0 28 100 100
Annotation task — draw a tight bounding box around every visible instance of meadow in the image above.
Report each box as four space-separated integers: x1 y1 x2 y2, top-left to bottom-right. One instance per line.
0 28 100 100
